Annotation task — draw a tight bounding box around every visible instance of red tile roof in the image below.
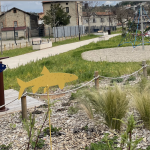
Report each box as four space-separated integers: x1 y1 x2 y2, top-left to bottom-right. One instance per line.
82 12 113 17
42 1 59 3
2 26 26 31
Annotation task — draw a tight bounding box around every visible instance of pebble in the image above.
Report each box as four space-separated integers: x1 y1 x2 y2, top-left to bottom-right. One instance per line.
0 77 150 149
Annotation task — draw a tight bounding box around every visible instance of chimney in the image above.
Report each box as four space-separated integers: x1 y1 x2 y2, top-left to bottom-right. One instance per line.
85 3 88 9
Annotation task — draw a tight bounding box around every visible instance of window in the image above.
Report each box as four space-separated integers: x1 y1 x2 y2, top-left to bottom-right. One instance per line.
66 3 68 5
66 7 69 13
100 18 104 22
0 22 3 28
14 21 18 27
93 18 96 23
13 9 16 13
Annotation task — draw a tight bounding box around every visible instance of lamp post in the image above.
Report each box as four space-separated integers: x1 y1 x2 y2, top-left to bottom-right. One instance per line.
77 2 81 40
140 4 144 50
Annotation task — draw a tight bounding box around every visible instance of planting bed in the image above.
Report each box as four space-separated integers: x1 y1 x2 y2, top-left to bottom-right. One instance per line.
1 76 150 149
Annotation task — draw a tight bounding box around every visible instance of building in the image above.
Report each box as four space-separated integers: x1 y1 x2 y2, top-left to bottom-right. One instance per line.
42 1 83 26
0 7 39 39
82 12 117 27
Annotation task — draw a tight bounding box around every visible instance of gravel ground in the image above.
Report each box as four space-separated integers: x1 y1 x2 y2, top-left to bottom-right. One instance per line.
82 45 150 62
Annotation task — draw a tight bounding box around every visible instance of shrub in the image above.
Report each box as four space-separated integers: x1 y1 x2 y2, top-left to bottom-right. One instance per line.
133 90 150 130
0 143 12 150
76 85 129 131
126 75 136 82
31 139 45 149
110 78 123 83
85 133 119 150
147 67 150 76
68 106 79 115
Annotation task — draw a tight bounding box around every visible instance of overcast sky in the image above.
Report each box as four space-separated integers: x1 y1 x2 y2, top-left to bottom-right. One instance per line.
1 1 121 13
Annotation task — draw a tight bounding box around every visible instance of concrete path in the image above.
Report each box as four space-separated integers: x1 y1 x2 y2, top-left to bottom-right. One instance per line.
2 34 121 69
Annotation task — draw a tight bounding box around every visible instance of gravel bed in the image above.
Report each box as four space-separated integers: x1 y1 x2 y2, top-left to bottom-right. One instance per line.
82 45 150 62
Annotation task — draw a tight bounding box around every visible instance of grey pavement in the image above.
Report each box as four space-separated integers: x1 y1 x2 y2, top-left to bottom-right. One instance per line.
2 34 121 69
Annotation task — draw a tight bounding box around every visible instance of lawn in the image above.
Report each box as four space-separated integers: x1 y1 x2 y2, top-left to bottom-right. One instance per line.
0 34 100 58
3 34 150 93
111 27 122 34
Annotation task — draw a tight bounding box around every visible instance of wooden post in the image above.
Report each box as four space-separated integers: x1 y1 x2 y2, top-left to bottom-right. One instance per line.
20 43 21 48
94 71 99 89
26 41 28 47
4 44 6 51
143 60 147 77
21 95 27 121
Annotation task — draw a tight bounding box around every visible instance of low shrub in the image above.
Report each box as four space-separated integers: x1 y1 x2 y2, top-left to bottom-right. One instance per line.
126 75 136 81
68 106 79 115
133 90 150 130
110 78 123 83
76 85 129 131
0 143 12 150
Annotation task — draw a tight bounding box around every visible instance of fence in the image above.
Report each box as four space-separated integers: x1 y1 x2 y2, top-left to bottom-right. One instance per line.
85 25 116 33
0 60 148 149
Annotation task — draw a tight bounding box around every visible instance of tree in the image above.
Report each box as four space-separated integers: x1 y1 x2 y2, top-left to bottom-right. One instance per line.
42 3 71 28
112 7 135 34
82 1 101 34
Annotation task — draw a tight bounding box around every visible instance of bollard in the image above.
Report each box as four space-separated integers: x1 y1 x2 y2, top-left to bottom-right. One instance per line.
142 60 147 78
26 41 28 47
21 95 27 121
0 61 9 112
94 71 99 89
4 44 6 51
20 43 21 48
12 44 14 49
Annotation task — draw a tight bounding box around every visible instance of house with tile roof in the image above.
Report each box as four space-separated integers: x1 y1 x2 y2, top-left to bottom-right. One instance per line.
0 7 39 39
42 1 83 26
82 11 118 27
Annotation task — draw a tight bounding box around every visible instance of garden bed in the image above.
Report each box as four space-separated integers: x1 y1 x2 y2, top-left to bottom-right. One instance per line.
1 75 150 149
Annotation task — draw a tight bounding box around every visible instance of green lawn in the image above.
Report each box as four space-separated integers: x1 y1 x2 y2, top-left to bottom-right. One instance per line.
3 34 149 93
0 34 100 58
111 27 122 34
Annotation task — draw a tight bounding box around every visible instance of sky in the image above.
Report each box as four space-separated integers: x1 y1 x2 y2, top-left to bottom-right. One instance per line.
1 1 121 13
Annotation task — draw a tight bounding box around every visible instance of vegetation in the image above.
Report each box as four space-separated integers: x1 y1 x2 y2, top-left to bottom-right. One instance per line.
68 106 79 115
31 139 45 149
43 125 61 136
42 3 70 27
85 115 143 150
132 79 150 130
75 85 129 131
110 78 123 83
85 133 119 150
3 35 144 92
0 143 12 150
0 34 99 58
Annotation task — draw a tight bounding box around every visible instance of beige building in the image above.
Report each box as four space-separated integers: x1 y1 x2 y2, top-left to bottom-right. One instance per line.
0 7 39 39
82 12 118 27
42 1 83 26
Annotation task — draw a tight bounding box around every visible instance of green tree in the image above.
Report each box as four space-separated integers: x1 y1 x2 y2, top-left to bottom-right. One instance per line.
42 3 71 28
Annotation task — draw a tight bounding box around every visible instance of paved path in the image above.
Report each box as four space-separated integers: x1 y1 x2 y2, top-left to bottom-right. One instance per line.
2 34 120 69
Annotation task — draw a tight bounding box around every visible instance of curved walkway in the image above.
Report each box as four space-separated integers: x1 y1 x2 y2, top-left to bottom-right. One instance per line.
2 34 120 69
81 45 150 62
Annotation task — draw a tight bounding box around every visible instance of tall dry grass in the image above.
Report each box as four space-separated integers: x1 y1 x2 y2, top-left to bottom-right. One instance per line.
76 85 129 131
132 78 150 130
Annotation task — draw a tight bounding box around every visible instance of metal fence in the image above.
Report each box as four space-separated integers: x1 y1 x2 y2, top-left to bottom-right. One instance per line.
51 25 85 38
84 26 116 33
